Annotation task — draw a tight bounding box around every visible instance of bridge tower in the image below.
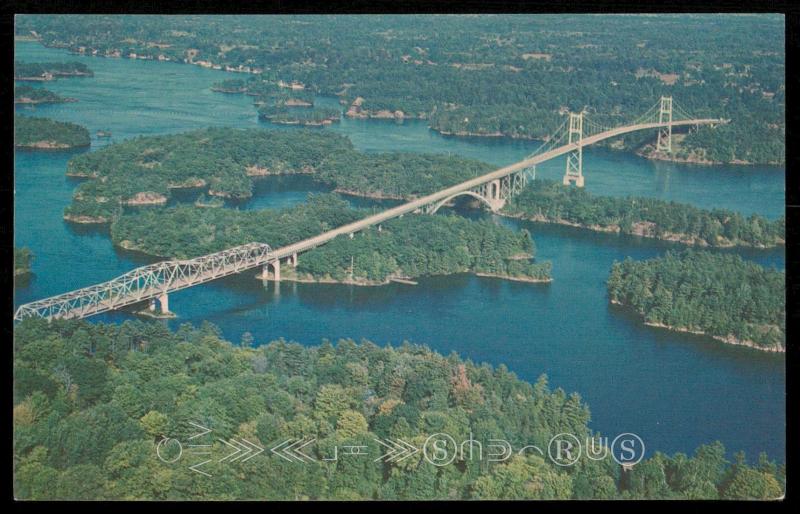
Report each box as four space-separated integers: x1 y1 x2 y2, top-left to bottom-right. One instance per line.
562 112 584 187
656 96 673 153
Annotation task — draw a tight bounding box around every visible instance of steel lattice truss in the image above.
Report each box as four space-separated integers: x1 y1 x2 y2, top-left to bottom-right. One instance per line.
14 243 273 321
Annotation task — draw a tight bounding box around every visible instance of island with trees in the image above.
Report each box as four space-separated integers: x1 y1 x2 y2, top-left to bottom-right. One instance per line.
63 128 352 222
501 179 784 249
212 77 340 126
16 14 785 164
12 318 785 499
61 128 489 222
607 249 785 352
14 85 75 105
15 115 90 150
14 247 34 276
14 60 94 81
110 194 551 285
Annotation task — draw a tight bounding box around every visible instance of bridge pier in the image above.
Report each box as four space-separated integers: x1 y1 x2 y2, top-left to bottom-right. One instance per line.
158 293 169 314
262 260 281 281
291 252 298 267
486 179 506 211
563 174 585 187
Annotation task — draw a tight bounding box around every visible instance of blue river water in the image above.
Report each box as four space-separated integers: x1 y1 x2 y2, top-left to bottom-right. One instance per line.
14 41 785 462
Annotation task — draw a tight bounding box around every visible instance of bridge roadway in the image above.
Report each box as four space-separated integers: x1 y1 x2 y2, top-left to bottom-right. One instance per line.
13 118 722 321
267 119 723 260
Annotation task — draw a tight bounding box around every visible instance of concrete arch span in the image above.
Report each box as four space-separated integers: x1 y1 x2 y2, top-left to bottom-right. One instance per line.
428 190 500 214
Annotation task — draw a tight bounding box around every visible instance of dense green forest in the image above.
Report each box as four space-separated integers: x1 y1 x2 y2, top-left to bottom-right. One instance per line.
316 151 492 199
110 194 550 283
16 14 785 164
64 128 352 220
294 215 551 283
13 319 784 499
14 85 72 104
502 179 784 248
62 128 489 221
607 250 785 351
15 115 90 149
14 247 34 275
111 194 365 258
14 60 93 79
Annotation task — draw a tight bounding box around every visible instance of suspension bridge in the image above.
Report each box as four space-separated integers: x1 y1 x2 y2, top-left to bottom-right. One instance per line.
14 97 725 321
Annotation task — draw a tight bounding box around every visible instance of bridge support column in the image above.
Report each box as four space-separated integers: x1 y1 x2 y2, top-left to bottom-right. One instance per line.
149 298 156 312
262 260 281 281
291 253 298 267
656 96 673 153
563 112 584 187
510 171 527 196
487 179 505 211
158 293 169 314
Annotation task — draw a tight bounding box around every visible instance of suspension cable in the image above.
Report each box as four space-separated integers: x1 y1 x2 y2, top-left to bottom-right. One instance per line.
525 116 569 159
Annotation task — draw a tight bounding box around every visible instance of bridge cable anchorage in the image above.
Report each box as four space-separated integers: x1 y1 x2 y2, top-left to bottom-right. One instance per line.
14 100 723 321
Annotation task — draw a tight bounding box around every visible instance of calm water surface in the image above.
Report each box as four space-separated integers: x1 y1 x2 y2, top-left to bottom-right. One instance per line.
14 42 785 462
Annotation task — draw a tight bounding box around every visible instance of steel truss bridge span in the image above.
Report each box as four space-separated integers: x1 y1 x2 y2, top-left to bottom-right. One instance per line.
13 243 274 321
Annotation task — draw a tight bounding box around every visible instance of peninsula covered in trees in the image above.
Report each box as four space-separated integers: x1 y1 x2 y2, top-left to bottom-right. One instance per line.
62 128 489 222
14 85 75 104
607 250 785 352
16 14 785 164
111 194 551 284
15 115 90 150
13 319 785 499
14 60 93 80
501 179 784 249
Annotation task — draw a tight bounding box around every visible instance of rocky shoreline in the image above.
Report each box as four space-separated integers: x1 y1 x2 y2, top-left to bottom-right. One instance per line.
16 140 90 150
499 210 784 250
610 299 785 353
475 272 552 283
258 267 552 287
64 213 111 224
122 192 168 206
263 117 338 126
333 188 406 201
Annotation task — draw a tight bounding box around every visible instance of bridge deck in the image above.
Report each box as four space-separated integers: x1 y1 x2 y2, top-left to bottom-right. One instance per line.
14 118 722 321
268 119 723 260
